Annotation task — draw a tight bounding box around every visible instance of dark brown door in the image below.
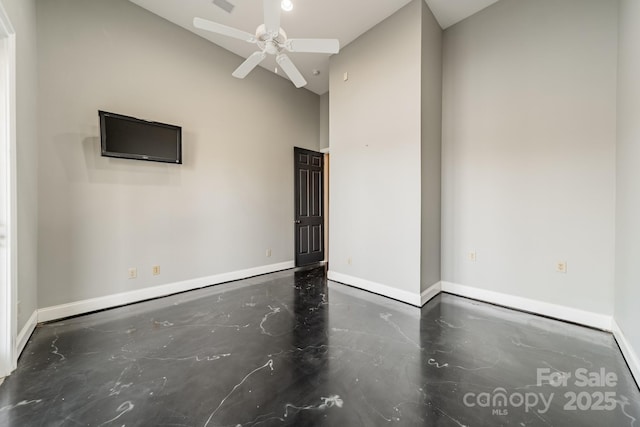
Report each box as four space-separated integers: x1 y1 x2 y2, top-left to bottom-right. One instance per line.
294 147 324 266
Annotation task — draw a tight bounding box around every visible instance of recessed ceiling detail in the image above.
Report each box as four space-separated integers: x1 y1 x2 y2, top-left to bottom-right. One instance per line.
424 0 500 29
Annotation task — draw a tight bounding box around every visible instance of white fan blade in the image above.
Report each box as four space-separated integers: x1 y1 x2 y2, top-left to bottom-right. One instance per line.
232 51 267 79
263 0 281 36
287 39 340 54
276 54 307 88
193 17 256 43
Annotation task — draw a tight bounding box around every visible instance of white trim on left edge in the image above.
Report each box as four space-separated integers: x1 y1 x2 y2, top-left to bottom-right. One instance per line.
327 270 421 306
612 319 640 388
38 261 295 323
16 310 36 357
0 1 17 378
441 281 612 331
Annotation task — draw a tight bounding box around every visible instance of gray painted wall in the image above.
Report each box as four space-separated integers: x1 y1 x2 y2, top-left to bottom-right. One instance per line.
319 93 329 151
36 0 319 308
615 0 640 360
441 0 617 314
420 1 442 292
2 0 38 331
329 0 423 294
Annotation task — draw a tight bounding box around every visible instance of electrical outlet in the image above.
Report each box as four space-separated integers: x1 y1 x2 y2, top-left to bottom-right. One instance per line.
347 256 352 265
128 268 137 279
152 265 161 276
343 72 349 81
266 249 272 257
469 251 477 262
556 261 567 274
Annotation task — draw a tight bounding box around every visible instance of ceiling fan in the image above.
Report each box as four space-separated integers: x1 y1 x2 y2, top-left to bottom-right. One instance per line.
193 0 340 88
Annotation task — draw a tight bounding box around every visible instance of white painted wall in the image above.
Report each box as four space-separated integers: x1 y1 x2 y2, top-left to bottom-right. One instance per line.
420 1 442 292
615 0 640 367
36 0 319 308
441 0 617 315
1 0 38 333
329 0 423 296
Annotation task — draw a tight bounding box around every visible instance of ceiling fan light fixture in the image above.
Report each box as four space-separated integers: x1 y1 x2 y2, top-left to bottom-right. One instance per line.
281 0 293 12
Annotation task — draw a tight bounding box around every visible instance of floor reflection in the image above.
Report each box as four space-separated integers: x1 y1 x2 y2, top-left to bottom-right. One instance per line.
0 266 638 426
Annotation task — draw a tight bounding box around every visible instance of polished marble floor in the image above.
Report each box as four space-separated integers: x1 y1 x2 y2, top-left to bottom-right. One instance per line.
0 266 638 426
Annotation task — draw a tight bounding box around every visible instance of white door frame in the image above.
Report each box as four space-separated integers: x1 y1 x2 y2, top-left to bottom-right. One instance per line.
0 0 17 378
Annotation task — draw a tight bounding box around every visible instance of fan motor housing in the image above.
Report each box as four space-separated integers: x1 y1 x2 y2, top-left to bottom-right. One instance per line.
256 24 287 54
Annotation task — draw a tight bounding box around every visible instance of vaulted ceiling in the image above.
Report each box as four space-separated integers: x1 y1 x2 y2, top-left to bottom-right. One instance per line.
129 0 500 94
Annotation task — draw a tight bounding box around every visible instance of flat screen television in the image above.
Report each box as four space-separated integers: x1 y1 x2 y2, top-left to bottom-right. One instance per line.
99 111 182 164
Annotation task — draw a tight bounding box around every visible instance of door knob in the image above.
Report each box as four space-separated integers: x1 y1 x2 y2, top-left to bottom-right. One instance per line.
294 220 301 224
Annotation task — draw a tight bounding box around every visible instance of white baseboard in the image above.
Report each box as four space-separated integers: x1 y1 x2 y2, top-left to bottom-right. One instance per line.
323 274 612 331
612 319 640 388
421 282 442 306
17 310 37 357
324 275 611 331
38 261 295 323
327 270 422 306
27 265 639 389
440 281 612 331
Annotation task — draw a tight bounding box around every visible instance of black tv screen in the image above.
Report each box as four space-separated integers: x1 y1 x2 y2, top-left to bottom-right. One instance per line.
99 111 182 164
